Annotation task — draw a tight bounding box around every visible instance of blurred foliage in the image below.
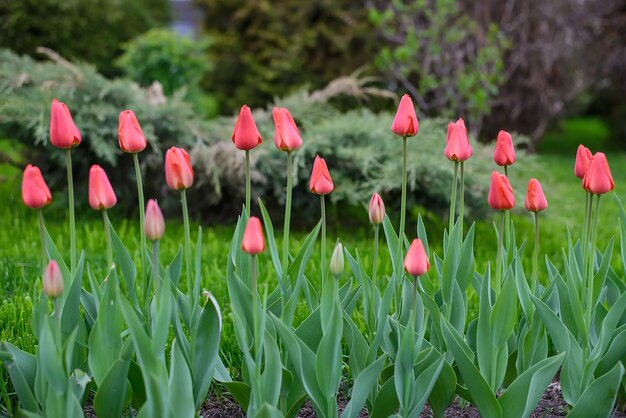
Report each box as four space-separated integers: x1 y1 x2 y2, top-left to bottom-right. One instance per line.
0 0 170 75
0 49 208 211
116 29 218 117
369 0 509 134
194 0 378 112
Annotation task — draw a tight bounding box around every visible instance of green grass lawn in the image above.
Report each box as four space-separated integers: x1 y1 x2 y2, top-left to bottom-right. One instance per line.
1 120 625 413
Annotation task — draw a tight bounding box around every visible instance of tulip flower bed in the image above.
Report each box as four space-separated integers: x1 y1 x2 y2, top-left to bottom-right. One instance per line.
2 95 626 418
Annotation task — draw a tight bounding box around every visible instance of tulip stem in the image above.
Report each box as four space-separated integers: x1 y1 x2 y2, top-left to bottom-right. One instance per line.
66 149 76 272
582 191 592 257
459 161 465 239
37 209 47 269
282 151 293 282
245 150 251 215
250 254 262 410
531 211 539 293
369 224 380 341
133 153 147 280
102 209 113 273
495 210 505 295
585 194 601 328
449 162 459 234
321 194 327 287
397 137 408 274
151 240 160 294
181 189 193 302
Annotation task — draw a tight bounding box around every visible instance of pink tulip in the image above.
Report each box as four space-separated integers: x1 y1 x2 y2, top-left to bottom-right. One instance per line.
488 171 515 210
391 94 419 137
88 165 117 210
309 155 334 195
50 99 81 149
493 130 516 166
43 260 63 298
22 164 52 209
118 110 147 153
232 105 262 151
165 147 194 190
242 216 265 254
369 193 385 225
445 118 472 162
574 145 593 179
145 199 165 241
525 179 548 212
273 107 303 151
404 239 429 276
583 152 614 195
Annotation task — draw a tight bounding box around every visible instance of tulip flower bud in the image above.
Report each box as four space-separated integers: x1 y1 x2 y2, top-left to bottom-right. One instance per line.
22 164 52 209
369 193 385 225
165 147 194 190
583 152 614 195
273 107 303 151
525 179 548 212
309 155 334 195
118 110 148 153
232 105 262 151
145 199 165 241
488 171 515 210
391 94 419 137
445 118 472 162
330 242 344 276
42 260 63 298
89 165 117 210
493 130 516 166
404 239 429 276
574 145 593 179
49 99 81 149
242 216 265 255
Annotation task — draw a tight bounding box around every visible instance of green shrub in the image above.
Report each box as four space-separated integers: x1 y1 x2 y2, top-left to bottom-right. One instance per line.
0 0 170 75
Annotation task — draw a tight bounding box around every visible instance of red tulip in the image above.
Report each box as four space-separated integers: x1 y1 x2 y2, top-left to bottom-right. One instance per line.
445 118 472 162
273 107 302 151
391 94 419 137
118 110 147 153
89 165 117 210
242 216 265 254
583 152 614 194
574 145 593 179
232 105 262 151
493 130 516 166
165 147 194 190
49 99 81 149
369 193 385 225
525 178 548 212
309 155 334 195
145 199 165 241
22 164 52 209
488 171 515 210
43 260 63 298
404 238 429 276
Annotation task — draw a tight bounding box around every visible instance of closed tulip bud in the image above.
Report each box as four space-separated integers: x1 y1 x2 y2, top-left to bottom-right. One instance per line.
525 179 548 212
488 171 515 210
42 260 63 298
145 199 165 241
309 155 334 195
242 216 265 255
232 105 262 151
404 239 429 276
574 145 593 179
583 152 614 194
22 164 52 209
89 165 117 210
330 242 344 276
118 110 147 153
445 118 472 162
165 147 194 190
144 199 165 241
273 107 303 151
49 99 81 149
391 94 419 137
493 130 516 166
369 193 385 225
